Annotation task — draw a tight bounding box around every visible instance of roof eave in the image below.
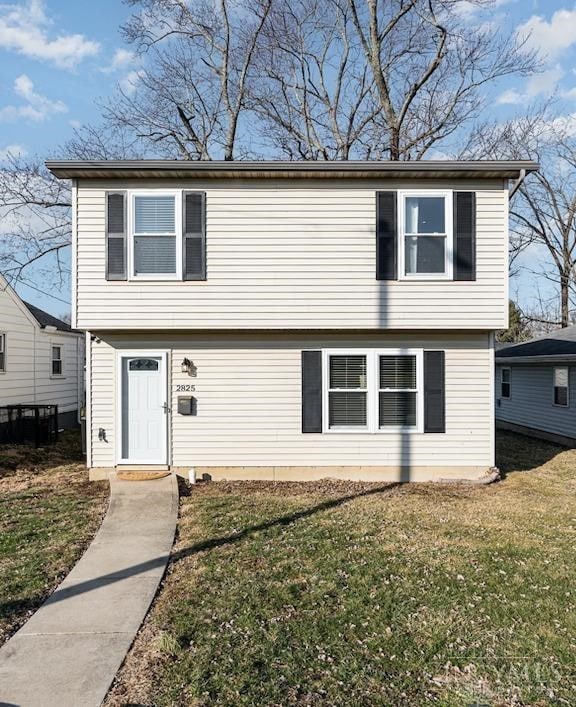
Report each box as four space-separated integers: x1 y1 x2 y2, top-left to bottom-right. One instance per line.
496 354 576 364
45 159 540 180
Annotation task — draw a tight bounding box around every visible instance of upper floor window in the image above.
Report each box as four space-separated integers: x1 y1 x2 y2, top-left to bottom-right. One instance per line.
130 193 181 278
398 191 453 279
52 345 62 375
553 367 569 407
0 333 5 372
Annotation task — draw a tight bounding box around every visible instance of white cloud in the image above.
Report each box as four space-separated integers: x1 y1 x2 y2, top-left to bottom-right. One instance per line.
119 69 145 96
0 74 67 122
101 48 135 73
0 0 100 70
0 143 27 160
455 0 515 20
497 66 563 105
518 8 576 57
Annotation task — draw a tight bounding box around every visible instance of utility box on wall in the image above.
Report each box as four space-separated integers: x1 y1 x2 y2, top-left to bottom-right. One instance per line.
177 396 197 416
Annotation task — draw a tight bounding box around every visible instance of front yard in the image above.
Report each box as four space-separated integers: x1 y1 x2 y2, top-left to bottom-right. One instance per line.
0 431 108 645
107 432 576 706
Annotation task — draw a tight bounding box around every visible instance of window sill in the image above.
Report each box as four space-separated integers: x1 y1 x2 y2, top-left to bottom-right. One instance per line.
324 427 421 434
50 374 65 379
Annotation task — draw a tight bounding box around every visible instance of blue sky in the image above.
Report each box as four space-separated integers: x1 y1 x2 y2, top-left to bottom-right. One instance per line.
1 0 575 318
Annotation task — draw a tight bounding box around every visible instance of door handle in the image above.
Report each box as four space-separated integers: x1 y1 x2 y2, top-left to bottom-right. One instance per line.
162 402 171 414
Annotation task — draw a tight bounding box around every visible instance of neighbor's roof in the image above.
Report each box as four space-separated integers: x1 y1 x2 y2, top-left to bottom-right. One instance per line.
45 159 539 180
496 325 576 363
23 301 74 333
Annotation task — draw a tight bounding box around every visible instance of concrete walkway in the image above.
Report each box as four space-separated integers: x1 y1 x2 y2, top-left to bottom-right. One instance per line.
0 475 178 707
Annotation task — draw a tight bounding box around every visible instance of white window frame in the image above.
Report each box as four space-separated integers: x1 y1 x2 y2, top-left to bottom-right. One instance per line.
128 190 182 281
501 366 511 399
553 366 569 408
322 349 424 434
0 332 6 373
398 190 453 281
51 344 63 377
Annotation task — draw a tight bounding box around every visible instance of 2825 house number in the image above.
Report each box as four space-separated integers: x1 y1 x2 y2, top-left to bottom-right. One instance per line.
175 384 196 392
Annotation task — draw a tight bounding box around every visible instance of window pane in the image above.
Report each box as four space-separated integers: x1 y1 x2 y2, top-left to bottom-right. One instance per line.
380 355 416 389
502 368 510 383
379 391 417 427
329 391 367 427
405 235 446 274
501 382 510 398
52 346 61 360
134 235 177 274
554 367 568 387
129 358 159 371
329 355 367 389
52 360 62 375
0 352 4 371
0 334 4 353
405 196 445 234
554 386 568 406
134 196 175 233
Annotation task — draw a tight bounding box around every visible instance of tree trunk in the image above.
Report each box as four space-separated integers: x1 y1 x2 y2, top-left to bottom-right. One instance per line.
561 272 570 327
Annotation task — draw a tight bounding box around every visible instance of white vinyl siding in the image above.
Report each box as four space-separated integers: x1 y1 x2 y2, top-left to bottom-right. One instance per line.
88 332 493 471
0 284 83 413
75 179 507 330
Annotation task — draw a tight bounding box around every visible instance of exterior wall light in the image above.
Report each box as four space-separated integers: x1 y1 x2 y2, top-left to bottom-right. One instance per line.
181 358 196 376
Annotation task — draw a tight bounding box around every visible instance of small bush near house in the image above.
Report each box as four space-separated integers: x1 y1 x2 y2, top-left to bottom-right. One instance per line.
106 431 576 706
0 431 108 644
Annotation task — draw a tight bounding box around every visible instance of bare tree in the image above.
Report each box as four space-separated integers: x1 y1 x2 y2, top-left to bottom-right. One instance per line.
343 0 537 160
465 111 576 328
252 0 380 159
106 0 274 160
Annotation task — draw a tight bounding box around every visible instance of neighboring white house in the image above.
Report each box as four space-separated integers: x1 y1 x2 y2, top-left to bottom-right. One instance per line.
496 326 576 446
46 159 538 481
0 275 84 428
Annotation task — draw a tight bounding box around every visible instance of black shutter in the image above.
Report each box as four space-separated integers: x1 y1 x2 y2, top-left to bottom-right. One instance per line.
106 192 127 280
183 191 206 280
454 192 476 281
302 351 322 433
424 350 445 433
376 191 397 280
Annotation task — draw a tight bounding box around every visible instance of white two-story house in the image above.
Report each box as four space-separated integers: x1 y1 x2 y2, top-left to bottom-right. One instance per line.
46 160 537 481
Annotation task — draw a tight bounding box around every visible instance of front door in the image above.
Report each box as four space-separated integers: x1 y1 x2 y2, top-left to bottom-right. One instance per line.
120 354 167 463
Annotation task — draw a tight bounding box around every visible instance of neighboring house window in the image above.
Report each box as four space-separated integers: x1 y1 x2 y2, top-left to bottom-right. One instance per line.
0 333 5 372
52 345 62 375
399 191 452 279
553 367 569 407
501 367 511 399
324 350 422 432
131 193 180 278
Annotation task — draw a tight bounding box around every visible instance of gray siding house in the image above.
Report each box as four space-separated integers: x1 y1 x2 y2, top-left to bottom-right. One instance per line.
496 327 576 446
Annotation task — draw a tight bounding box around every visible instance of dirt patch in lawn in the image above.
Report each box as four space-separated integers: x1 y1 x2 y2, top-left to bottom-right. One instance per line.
0 430 108 645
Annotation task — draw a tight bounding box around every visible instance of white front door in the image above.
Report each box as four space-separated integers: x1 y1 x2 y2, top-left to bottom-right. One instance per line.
120 354 167 463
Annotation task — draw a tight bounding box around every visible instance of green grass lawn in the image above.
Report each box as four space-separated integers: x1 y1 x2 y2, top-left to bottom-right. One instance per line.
0 431 108 644
107 431 576 706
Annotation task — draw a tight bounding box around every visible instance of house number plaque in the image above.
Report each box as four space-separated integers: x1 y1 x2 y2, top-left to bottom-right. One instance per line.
175 384 196 392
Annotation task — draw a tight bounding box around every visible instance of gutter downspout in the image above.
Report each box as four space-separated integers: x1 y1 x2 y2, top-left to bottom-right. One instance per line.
508 168 526 201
